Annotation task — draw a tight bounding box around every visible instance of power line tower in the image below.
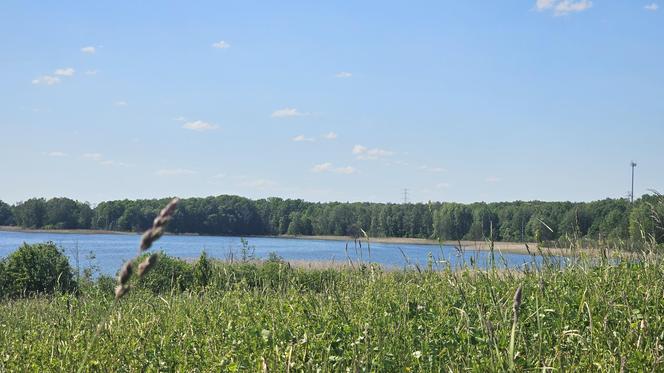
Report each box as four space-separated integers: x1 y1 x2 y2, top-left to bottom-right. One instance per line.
403 188 409 204
630 161 637 203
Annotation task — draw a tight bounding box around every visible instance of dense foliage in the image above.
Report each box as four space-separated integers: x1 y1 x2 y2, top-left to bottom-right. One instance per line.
0 242 76 298
1 251 663 371
1 194 663 243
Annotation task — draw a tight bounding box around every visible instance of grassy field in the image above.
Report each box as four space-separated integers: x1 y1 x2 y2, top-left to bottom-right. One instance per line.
1 251 663 372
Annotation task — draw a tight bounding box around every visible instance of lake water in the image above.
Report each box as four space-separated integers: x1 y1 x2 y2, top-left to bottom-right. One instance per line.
0 231 547 276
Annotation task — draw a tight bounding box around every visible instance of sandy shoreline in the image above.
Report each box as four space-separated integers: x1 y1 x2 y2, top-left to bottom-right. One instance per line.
275 235 575 256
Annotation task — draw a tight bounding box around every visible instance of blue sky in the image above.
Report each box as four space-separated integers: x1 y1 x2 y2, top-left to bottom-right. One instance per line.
1 1 662 204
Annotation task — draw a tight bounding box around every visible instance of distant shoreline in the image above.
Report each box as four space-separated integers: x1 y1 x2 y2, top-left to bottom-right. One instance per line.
0 226 137 235
0 225 576 256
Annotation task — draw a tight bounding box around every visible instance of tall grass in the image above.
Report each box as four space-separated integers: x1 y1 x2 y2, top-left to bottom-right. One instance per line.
1 250 663 371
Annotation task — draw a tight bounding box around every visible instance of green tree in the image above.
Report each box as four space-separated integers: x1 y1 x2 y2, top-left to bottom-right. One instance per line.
44 197 80 229
0 200 14 225
433 204 473 240
13 198 47 228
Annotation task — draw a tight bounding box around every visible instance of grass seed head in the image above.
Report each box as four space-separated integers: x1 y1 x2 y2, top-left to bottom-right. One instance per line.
118 261 133 286
140 227 164 252
513 285 523 318
138 254 158 277
114 285 129 299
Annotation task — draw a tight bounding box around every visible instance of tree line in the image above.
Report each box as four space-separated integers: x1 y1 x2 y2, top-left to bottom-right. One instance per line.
0 194 662 243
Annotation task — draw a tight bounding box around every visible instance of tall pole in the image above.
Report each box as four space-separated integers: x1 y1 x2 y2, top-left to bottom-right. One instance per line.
403 188 409 204
630 161 637 203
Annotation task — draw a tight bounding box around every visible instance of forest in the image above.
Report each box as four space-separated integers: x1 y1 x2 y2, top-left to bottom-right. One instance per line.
1 194 662 243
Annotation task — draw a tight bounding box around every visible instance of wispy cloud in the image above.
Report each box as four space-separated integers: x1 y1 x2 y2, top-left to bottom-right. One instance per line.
100 160 131 167
435 182 451 189
85 70 98 76
83 153 132 167
155 168 197 176
419 165 446 173
292 134 315 142
47 151 67 157
312 162 333 173
114 100 128 107
212 40 231 49
645 3 659 11
324 132 338 140
182 120 219 132
81 46 96 54
312 162 357 174
173 116 187 122
54 68 75 77
83 153 103 162
352 144 393 160
485 176 502 183
271 107 307 118
335 72 352 78
32 67 76 85
535 0 592 15
334 166 357 174
32 75 61 85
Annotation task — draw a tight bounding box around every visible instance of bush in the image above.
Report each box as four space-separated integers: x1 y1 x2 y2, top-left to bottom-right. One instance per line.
193 251 212 288
135 252 194 293
0 242 77 298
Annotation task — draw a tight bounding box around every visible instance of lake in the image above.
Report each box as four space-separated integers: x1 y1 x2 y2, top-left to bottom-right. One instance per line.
0 230 548 275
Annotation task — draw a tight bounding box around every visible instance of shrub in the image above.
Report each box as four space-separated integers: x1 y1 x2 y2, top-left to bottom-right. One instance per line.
193 251 212 288
135 252 194 293
0 242 76 298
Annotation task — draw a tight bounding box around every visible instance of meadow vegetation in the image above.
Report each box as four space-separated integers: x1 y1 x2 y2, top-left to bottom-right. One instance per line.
0 242 663 370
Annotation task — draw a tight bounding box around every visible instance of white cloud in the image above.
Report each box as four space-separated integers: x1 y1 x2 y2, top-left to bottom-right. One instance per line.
85 70 98 76
645 3 659 11
32 75 61 85
352 144 393 160
271 107 307 118
435 182 451 189
312 162 333 173
292 135 314 142
324 132 338 140
212 40 231 49
173 116 187 122
155 168 197 176
335 72 352 78
535 0 592 15
33 67 77 85
334 166 357 174
81 46 96 54
352 145 367 155
54 68 75 76
114 101 128 107
419 165 446 173
47 151 67 157
535 0 556 9
312 162 357 174
182 120 219 131
485 176 501 183
83 153 103 161
212 173 227 179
